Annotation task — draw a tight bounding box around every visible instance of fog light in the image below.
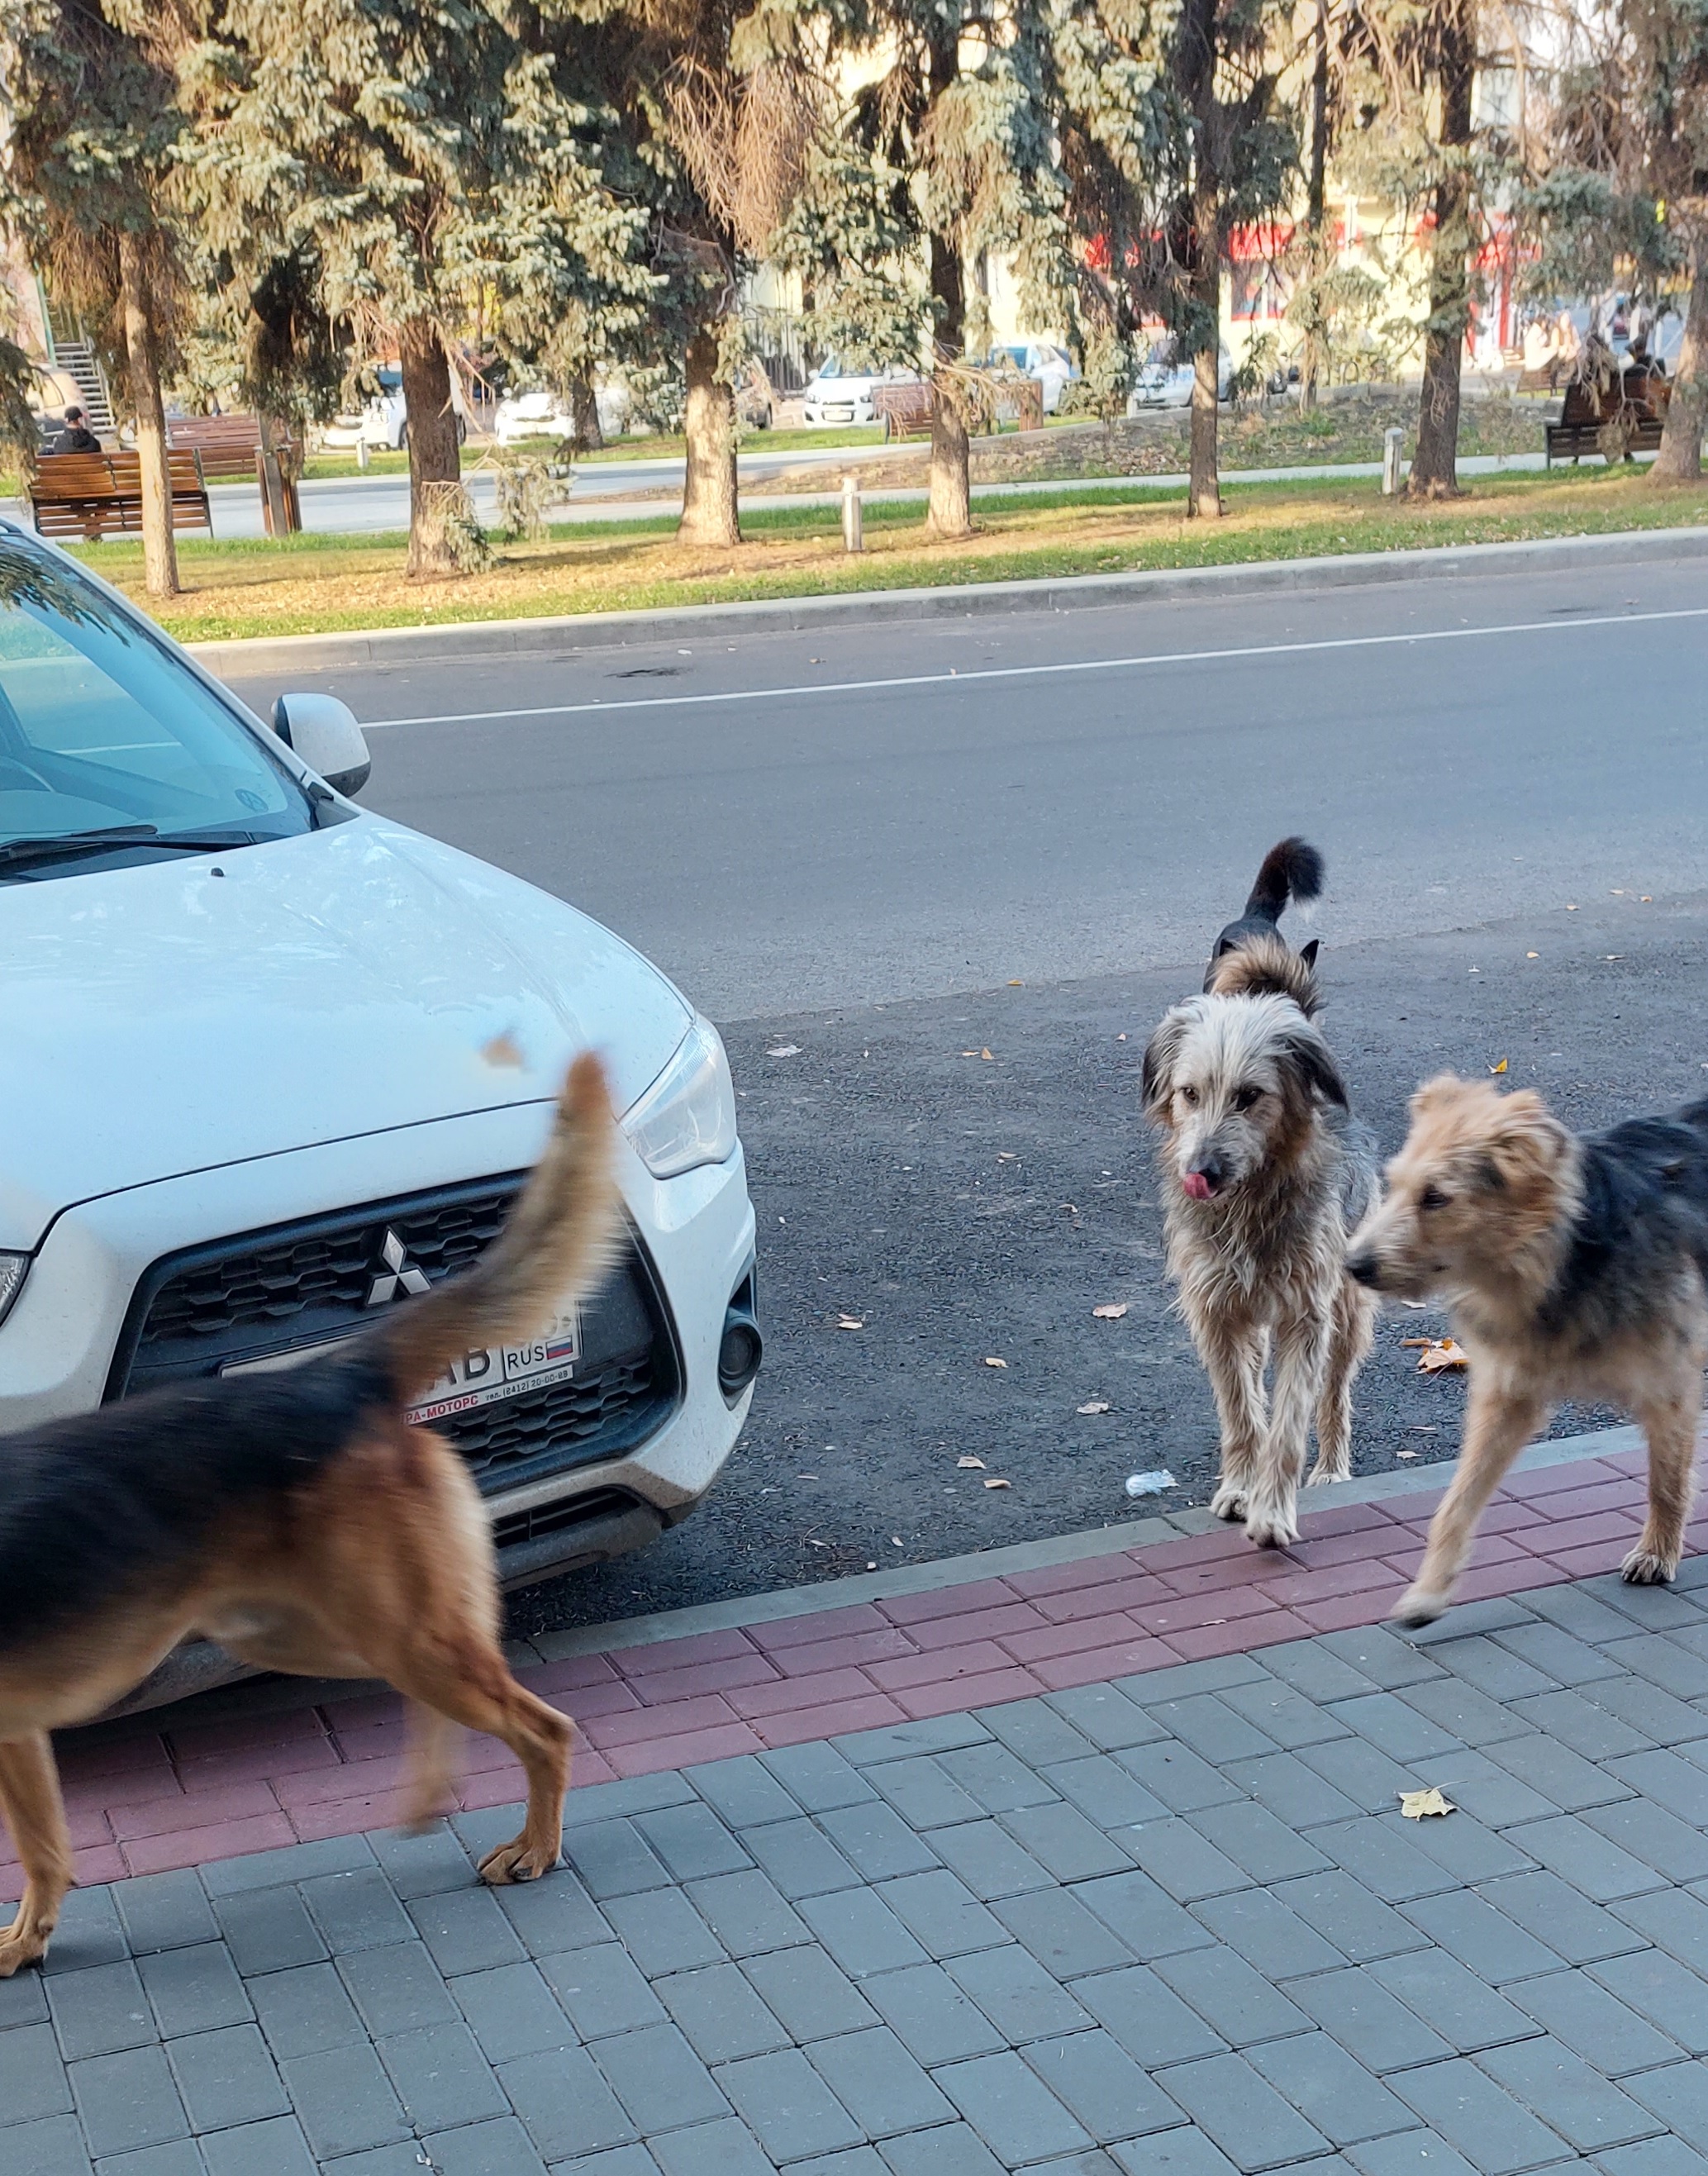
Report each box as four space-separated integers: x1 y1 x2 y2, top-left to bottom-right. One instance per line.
719 1268 762 1401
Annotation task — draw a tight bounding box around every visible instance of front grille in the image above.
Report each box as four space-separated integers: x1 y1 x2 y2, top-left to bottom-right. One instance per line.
492 1487 641 1552
108 1175 682 1494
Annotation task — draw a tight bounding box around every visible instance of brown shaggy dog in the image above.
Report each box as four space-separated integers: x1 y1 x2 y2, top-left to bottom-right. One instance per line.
1348 1074 1708 1625
0 1056 618 1976
1145 928 1380 1549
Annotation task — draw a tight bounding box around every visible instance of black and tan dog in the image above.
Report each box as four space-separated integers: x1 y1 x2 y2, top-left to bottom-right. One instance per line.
1349 1074 1708 1624
0 1055 617 1975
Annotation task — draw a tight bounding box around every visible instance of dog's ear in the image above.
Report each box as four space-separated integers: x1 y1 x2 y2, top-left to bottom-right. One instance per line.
1298 937 1320 969
1142 1008 1189 1117
1486 1089 1572 1189
1277 1018 1349 1111
1408 1073 1470 1122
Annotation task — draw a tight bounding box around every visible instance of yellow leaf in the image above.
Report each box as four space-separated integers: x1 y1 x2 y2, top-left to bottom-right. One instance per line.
1399 1787 1455 1819
1490 1059 1507 1075
1415 1338 1468 1374
983 1477 1011 1490
984 1356 1007 1369
1526 951 1539 959
981 1048 994 1061
1092 1302 1129 1320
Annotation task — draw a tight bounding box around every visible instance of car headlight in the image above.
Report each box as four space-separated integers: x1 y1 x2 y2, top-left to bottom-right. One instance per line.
0 1251 28 1328
623 1016 738 1178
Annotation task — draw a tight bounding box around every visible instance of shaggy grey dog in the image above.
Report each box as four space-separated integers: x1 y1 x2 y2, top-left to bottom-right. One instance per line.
1145 859 1379 1548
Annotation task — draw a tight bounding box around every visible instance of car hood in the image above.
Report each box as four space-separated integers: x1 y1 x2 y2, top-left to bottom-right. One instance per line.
0 817 693 1248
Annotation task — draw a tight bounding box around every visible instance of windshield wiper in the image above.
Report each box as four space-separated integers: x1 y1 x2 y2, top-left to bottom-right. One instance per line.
0 826 259 870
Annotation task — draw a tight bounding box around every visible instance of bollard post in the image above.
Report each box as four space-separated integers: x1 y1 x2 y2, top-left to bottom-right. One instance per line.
1382 426 1403 496
357 436 370 473
841 472 864 552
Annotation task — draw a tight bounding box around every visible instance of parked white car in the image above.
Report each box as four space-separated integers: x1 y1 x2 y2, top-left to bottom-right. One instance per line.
802 357 924 426
1129 340 1234 409
321 369 409 452
0 521 759 1709
495 389 577 445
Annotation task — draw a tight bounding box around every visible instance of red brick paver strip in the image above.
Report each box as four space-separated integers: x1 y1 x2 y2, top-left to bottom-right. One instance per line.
0 1443 1679 1900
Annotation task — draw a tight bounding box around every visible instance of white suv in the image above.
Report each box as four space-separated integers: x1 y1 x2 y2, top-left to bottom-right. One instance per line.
0 524 759 1708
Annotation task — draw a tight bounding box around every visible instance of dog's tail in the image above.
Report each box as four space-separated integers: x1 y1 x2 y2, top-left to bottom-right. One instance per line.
1241 837 1324 926
373 1054 621 1407
1207 931 1324 1017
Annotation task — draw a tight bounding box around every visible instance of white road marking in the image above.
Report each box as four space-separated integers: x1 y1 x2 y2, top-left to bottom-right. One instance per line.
359 604 1708 730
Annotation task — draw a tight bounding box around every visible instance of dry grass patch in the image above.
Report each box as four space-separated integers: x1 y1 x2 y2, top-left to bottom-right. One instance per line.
71 467 1708 645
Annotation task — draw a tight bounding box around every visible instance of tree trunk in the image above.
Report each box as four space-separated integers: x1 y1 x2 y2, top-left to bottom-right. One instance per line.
570 374 604 454
399 317 463 578
925 23 973 541
116 231 178 599
1301 0 1330 412
255 409 294 536
1653 239 1708 483
679 326 740 546
1407 0 1473 500
1182 0 1222 519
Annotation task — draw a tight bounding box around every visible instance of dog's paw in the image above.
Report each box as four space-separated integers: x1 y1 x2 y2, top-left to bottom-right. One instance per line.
478 1837 561 1886
0 1926 47 1978
1243 1503 1298 1550
1304 1457 1349 1488
1209 1481 1249 1523
1393 1581 1449 1629
1620 1545 1678 1588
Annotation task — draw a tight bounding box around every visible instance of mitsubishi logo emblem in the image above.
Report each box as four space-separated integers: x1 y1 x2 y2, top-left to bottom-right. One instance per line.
367 1228 432 1307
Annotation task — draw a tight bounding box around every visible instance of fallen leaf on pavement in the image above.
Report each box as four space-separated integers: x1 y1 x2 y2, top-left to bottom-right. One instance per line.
1490 1059 1508 1075
984 1356 1007 1369
1396 1449 1418 1459
837 1316 864 1331
768 1044 801 1057
1527 951 1539 959
981 1048 993 1060
958 1455 987 1469
983 1477 1011 1489
1404 1337 1468 1373
1078 1401 1111 1415
1092 1302 1130 1321
1399 1787 1455 1819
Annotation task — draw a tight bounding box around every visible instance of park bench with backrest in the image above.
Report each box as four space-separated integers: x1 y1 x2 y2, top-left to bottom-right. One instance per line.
166 413 297 483
1544 363 1669 466
29 450 213 540
873 382 935 440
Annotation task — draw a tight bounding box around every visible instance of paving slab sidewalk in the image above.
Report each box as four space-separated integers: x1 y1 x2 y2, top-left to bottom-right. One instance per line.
7 1441 1708 2174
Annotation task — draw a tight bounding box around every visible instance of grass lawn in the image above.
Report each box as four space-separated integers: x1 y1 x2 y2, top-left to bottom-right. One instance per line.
70 464 1708 646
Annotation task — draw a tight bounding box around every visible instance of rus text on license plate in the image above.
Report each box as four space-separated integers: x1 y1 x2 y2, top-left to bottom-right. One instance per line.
406 1310 581 1426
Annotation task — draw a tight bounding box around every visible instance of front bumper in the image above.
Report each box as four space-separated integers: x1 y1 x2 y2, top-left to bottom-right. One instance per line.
4 1102 755 1708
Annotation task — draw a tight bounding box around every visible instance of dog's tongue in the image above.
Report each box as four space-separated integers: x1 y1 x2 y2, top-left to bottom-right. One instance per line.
1182 1171 1213 1201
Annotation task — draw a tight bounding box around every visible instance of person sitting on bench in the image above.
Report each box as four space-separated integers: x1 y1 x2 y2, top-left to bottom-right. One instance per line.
52 406 102 455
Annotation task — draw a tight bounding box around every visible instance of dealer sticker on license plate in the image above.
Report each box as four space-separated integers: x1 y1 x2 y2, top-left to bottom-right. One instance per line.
221 1306 581 1426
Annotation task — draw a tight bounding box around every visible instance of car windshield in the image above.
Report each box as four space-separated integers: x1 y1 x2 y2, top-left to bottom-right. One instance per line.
0 537 313 868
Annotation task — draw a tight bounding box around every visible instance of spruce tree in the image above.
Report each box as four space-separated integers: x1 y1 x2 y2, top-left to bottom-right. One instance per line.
781 1 1069 540
1053 0 1296 518
0 0 189 596
177 0 650 576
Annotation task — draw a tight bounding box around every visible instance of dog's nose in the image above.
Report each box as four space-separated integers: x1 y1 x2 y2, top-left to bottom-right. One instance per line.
1345 1250 1380 1288
1185 1155 1224 1200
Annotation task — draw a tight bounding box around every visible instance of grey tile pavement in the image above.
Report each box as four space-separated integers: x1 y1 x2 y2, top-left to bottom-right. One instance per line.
8 1568 1708 2170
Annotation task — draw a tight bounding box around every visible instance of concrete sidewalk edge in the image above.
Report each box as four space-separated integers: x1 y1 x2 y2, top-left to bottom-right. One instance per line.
185 525 1708 682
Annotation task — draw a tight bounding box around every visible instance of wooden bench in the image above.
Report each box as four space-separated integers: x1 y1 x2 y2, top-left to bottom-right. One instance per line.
29 450 212 540
873 382 935 441
166 413 297 483
1545 366 1669 465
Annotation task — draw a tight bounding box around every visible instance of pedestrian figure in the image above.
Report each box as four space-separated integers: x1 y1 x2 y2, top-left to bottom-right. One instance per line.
51 406 102 454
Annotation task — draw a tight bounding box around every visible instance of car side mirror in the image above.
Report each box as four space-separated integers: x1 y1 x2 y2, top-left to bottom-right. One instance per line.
272 693 372 798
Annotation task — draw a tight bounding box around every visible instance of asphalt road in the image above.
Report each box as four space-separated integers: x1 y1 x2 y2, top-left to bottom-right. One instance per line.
225 551 1708 1632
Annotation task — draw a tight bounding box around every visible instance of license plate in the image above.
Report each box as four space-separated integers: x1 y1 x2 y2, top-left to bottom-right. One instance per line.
221 1306 581 1426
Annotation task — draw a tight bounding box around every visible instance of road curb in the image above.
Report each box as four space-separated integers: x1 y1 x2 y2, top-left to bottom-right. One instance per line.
188 523 1708 683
